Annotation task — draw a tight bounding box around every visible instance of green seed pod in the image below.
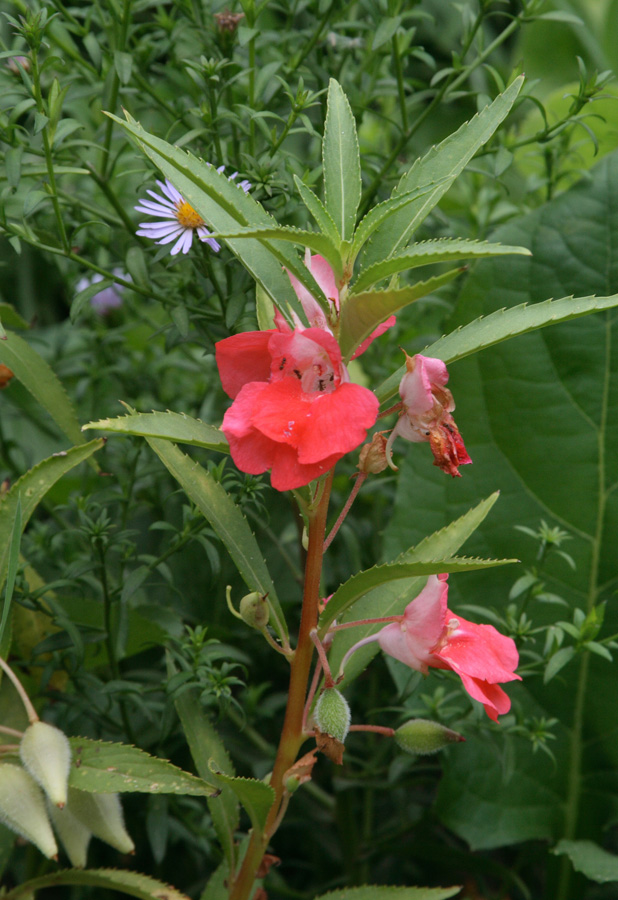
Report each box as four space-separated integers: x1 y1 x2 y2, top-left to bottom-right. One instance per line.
20 720 72 808
395 718 464 756
48 800 92 868
239 591 269 629
0 764 58 859
314 688 351 743
67 788 134 854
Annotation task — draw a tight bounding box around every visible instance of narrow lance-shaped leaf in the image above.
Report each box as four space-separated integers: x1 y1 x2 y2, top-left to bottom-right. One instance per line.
313 887 461 900
375 293 618 405
0 330 88 450
107 111 327 323
3 869 191 900
339 270 464 362
293 175 341 246
208 762 275 837
84 409 229 454
363 76 524 267
145 438 288 640
0 440 104 595
323 79 361 241
352 238 531 294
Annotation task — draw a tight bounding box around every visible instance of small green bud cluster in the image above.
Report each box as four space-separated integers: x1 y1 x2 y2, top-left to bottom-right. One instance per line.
0 720 134 865
394 719 464 756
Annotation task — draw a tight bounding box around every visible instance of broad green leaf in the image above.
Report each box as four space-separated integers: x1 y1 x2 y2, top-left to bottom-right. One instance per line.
84 410 229 453
208 762 275 836
319 555 515 635
294 175 341 246
3 868 190 900
328 495 508 687
384 151 618 861
349 182 450 261
200 858 230 900
145 438 287 640
375 292 618 405
0 303 28 330
316 887 460 900
108 111 325 323
323 79 361 241
207 224 342 280
174 685 239 871
364 76 524 267
0 330 87 448
0 440 104 596
340 270 464 362
553 840 618 883
68 737 218 796
352 239 531 294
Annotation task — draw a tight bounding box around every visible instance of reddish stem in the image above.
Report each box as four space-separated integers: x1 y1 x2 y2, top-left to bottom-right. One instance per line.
324 473 366 551
349 724 395 736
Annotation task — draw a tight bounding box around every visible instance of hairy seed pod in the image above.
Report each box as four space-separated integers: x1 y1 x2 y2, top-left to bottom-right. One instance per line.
20 721 72 808
66 788 134 854
395 718 464 756
48 800 92 868
0 764 58 859
314 688 351 743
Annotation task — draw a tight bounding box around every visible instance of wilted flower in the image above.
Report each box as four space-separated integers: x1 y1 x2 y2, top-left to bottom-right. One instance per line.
136 172 250 256
386 352 471 477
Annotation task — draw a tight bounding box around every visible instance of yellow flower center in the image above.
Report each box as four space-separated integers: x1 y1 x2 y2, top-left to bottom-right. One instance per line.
175 200 205 229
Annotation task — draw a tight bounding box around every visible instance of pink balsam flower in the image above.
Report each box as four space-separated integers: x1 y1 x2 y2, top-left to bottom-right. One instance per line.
377 574 520 721
386 352 471 477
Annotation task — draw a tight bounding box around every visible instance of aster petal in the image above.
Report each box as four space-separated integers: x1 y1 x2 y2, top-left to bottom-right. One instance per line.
137 221 185 234
216 331 274 398
135 201 178 217
159 179 182 204
153 227 186 245
145 189 176 209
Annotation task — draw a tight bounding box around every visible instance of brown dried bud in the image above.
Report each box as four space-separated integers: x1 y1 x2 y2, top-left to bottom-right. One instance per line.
6 56 30 75
214 10 244 33
0 365 15 389
357 432 389 474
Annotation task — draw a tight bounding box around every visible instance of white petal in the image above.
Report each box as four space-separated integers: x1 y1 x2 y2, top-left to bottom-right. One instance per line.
135 200 177 216
160 179 182 204
156 227 187 245
170 230 193 255
145 189 174 209
137 220 183 234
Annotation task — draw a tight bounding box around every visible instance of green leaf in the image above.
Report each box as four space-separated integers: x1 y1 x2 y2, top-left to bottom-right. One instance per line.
0 440 104 595
145 438 287 640
3 868 191 900
68 737 218 796
0 330 87 448
84 410 229 453
352 239 531 294
71 277 113 322
323 79 361 241
107 111 324 325
375 292 618 405
319 556 515 635
0 497 21 655
208 762 275 837
315 887 460 900
553 839 618 883
114 50 133 84
0 303 29 330
327 494 507 687
340 270 464 362
372 15 402 49
364 76 524 267
544 647 576 683
207 224 342 281
5 146 22 189
293 175 341 246
174 685 239 871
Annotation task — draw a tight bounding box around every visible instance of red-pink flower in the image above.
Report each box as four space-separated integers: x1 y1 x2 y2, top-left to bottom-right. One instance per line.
386 352 471 477
216 325 379 491
377 575 520 721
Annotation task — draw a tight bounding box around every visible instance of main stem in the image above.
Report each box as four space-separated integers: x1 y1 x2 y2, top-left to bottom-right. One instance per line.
229 471 334 900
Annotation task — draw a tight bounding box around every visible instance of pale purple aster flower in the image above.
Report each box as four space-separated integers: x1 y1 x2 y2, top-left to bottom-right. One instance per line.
75 269 128 316
135 171 250 256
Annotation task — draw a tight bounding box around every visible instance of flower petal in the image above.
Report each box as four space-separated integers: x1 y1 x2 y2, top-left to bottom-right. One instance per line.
351 315 397 359
216 331 275 398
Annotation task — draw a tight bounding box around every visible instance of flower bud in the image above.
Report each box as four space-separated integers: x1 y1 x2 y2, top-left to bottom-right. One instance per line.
239 591 269 629
314 688 351 743
395 718 465 756
66 788 134 854
0 764 58 859
48 801 91 868
20 721 72 808
357 432 389 475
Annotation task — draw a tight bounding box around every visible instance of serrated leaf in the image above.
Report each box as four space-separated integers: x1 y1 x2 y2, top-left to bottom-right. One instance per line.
208 763 275 836
323 79 361 241
174 686 239 871
375 293 618 405
84 410 229 453
328 494 505 687
107 110 324 325
0 440 104 596
364 76 524 267
340 270 464 361
316 888 460 900
145 438 287 640
68 737 218 796
0 330 87 448
319 555 515 635
293 175 341 245
553 839 618 883
3 868 190 900
352 239 531 294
